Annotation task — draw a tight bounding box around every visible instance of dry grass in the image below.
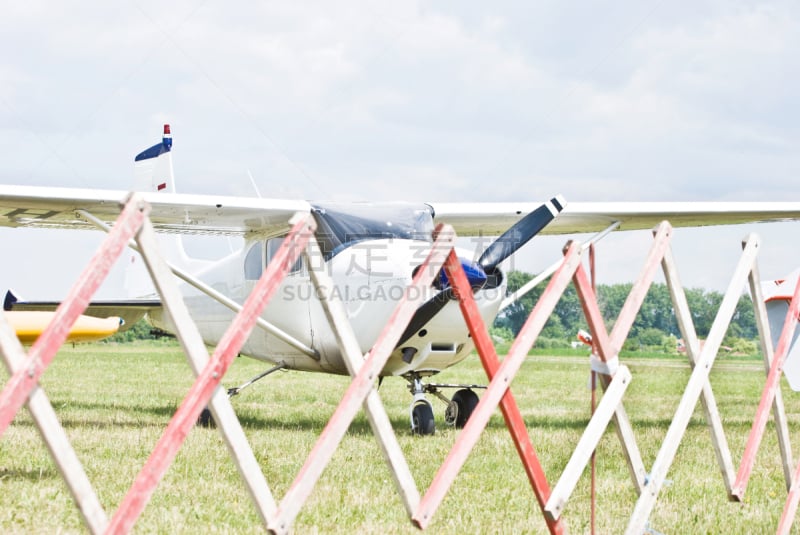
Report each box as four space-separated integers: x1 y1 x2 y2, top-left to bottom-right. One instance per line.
1 342 798 533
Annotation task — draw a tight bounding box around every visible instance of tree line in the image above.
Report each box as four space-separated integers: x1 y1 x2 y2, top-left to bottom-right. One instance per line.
492 271 759 353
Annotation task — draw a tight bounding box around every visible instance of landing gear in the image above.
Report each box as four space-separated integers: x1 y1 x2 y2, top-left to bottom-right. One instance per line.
198 407 215 428
446 388 480 428
405 373 485 434
411 401 436 435
196 362 287 428
409 375 435 435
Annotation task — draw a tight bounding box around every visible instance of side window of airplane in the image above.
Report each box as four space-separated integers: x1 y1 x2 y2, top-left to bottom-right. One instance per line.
244 241 263 281
266 237 304 275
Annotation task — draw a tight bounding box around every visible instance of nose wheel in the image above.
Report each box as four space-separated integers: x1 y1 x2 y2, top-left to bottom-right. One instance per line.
408 375 436 435
411 400 436 435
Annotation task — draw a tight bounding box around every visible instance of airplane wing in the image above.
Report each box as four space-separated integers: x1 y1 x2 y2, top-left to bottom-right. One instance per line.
0 186 313 333
0 185 311 237
1 185 800 238
3 311 123 344
4 292 160 332
430 200 800 236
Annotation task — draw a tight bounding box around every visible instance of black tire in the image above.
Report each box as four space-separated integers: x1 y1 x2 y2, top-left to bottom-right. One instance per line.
197 407 215 428
451 389 479 428
412 401 435 435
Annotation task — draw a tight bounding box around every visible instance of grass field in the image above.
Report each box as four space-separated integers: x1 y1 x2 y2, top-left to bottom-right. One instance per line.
1 341 799 534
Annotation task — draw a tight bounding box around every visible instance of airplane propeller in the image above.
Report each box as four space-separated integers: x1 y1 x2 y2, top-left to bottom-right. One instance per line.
479 200 562 272
397 196 565 351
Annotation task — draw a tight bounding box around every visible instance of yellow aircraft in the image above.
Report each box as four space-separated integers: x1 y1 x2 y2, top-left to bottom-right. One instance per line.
3 311 121 344
3 293 122 344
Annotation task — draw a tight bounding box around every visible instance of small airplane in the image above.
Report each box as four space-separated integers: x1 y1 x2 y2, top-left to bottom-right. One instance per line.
3 125 800 434
2 291 122 344
761 270 800 391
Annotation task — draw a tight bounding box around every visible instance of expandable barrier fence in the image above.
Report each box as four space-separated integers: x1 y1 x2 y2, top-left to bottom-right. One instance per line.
1 194 799 533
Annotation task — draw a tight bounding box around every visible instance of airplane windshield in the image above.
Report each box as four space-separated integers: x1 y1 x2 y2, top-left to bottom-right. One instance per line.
311 202 434 259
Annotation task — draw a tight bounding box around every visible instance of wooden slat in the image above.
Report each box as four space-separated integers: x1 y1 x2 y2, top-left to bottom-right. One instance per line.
0 311 109 533
777 460 800 534
746 258 794 490
0 194 149 437
572 257 647 493
661 242 737 495
413 242 583 530
731 248 800 501
269 225 455 535
626 235 761 534
107 214 315 534
439 248 565 534
599 222 673 492
133 216 281 525
545 366 632 520
305 236 421 517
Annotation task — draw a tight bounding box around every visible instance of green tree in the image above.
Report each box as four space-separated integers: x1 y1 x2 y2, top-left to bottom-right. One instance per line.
496 271 586 339
597 283 632 328
684 288 723 338
732 294 758 339
496 270 539 336
638 327 666 347
495 270 759 350
105 318 156 342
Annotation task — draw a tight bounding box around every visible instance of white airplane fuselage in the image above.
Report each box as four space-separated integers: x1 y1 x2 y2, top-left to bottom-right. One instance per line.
146 237 506 379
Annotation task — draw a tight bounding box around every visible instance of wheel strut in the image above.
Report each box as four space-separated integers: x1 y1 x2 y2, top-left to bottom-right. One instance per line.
227 361 287 397
197 361 287 428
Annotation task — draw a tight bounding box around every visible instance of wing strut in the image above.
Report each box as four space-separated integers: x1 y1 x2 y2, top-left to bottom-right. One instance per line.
76 209 319 360
499 221 620 311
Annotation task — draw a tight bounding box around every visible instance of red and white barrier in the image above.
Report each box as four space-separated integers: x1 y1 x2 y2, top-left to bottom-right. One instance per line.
1 196 800 534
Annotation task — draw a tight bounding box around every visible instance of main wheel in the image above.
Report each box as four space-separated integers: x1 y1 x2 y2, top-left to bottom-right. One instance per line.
197 407 215 428
411 401 436 435
451 389 479 428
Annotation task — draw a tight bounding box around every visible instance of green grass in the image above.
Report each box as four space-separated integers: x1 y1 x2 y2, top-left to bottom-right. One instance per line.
1 341 799 533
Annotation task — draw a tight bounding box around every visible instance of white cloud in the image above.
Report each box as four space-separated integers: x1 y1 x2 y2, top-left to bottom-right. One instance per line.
0 1 799 295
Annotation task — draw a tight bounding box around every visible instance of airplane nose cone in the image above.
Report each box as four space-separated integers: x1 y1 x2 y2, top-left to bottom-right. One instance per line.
437 258 487 290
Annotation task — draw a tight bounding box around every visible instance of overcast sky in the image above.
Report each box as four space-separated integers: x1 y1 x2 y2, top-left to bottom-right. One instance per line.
1 1 799 299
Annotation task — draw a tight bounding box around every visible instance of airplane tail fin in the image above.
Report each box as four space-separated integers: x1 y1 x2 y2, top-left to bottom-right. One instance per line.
125 124 211 298
762 269 800 391
133 124 176 193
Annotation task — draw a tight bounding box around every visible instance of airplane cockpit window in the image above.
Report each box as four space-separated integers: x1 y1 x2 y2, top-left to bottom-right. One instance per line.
266 237 304 274
244 241 263 280
245 238 304 280
311 202 434 260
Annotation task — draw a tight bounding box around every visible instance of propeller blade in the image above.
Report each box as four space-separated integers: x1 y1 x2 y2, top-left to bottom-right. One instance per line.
397 195 566 348
477 196 564 271
397 289 453 346
398 257 487 346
